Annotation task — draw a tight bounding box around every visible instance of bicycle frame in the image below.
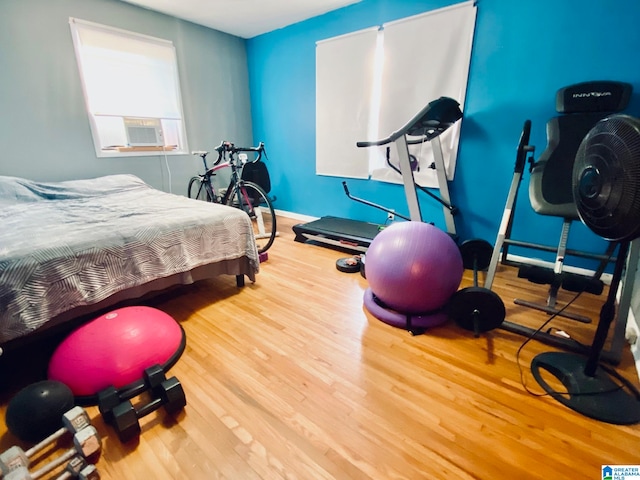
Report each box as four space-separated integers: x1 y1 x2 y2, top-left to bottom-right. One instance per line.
212 141 252 188
203 142 272 237
195 157 231 202
222 155 270 238
190 141 276 252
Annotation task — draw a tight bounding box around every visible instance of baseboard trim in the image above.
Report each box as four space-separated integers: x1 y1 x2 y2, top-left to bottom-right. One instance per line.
505 253 613 285
624 299 640 382
275 209 319 223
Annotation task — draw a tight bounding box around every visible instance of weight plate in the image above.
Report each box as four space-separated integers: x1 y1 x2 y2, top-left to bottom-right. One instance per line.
447 286 506 333
336 256 361 273
458 239 494 271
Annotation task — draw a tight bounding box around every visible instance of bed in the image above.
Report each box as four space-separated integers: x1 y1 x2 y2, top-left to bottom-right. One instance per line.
0 174 260 350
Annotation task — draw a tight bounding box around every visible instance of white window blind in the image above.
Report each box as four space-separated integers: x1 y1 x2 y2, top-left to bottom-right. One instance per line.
373 2 477 186
316 1 477 186
69 18 188 156
316 27 380 179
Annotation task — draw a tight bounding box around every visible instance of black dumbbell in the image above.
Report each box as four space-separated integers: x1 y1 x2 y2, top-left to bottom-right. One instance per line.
111 377 186 443
98 365 167 425
4 425 101 480
0 406 91 474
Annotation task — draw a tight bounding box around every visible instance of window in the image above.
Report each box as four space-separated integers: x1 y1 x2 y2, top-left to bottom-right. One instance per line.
69 18 188 157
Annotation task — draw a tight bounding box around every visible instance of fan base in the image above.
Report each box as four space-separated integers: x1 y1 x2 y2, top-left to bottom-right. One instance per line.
531 352 640 425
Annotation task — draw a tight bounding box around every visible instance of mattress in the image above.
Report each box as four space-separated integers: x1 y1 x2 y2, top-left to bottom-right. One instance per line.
0 174 260 345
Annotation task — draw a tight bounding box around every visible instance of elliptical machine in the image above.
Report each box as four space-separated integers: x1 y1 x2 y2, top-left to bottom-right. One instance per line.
292 97 462 253
353 97 506 337
351 96 462 236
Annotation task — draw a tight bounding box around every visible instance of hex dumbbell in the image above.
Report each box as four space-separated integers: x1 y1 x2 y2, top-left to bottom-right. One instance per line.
0 407 90 474
98 365 167 425
54 455 100 480
3 426 101 480
111 376 186 443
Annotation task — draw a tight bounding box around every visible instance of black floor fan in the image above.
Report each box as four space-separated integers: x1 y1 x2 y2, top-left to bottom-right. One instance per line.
530 114 640 425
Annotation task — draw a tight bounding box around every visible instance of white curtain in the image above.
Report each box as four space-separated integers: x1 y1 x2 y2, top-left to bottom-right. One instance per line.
316 1 477 186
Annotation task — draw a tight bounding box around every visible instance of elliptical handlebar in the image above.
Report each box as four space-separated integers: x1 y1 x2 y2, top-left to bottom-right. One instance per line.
356 96 462 148
515 120 535 174
356 138 392 148
341 181 411 221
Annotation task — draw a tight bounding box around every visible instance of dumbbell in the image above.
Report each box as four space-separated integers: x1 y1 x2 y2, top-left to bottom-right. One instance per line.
0 407 90 474
3 426 101 480
54 456 100 480
98 364 167 425
110 376 186 443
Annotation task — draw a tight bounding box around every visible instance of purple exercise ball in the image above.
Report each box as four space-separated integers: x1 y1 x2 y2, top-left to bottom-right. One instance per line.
366 221 463 314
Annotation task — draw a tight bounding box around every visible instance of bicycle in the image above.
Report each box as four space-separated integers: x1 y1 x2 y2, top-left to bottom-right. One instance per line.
188 141 277 254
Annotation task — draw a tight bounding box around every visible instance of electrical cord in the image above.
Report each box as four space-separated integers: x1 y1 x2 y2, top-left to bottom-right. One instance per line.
515 249 626 398
162 145 172 194
516 289 584 397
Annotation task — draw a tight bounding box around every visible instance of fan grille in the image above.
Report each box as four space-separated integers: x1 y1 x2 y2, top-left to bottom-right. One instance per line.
573 114 640 242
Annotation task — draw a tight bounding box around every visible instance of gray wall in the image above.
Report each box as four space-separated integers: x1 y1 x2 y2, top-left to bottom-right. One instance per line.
0 0 253 193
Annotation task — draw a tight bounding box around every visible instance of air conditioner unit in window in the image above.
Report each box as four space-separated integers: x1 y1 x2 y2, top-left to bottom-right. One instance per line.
124 117 164 147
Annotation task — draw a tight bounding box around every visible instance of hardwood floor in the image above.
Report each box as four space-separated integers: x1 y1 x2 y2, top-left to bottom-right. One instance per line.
1 215 639 479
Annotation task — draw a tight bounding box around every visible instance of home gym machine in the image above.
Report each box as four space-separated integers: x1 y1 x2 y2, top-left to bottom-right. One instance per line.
292 96 463 252
484 81 637 364
530 113 640 424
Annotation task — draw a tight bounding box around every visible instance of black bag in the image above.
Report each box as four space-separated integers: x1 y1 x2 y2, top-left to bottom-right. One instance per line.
242 160 271 194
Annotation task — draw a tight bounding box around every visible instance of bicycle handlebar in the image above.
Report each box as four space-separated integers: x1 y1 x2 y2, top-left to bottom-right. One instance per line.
213 141 267 164
214 141 264 154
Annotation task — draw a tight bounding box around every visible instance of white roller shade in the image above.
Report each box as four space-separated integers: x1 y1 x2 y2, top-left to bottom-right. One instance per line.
316 1 477 186
372 2 477 187
70 17 183 120
316 27 380 178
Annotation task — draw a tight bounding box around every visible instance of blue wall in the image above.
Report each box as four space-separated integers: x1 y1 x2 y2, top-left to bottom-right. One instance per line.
247 0 640 268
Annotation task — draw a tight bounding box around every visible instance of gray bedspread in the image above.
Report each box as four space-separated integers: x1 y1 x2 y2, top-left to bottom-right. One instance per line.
0 174 260 344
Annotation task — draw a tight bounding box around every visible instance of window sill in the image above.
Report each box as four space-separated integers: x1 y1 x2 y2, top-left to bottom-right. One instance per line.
96 146 188 158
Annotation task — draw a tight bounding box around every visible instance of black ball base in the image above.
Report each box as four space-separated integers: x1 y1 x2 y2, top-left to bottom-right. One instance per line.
531 351 640 425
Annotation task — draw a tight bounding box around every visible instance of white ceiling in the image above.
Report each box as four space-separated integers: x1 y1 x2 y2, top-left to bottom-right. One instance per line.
120 0 362 39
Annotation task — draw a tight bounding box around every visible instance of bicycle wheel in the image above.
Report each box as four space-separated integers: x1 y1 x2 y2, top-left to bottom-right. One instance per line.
226 181 276 253
188 176 211 201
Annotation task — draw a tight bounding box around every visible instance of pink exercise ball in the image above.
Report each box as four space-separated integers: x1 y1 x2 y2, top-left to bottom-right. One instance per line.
365 221 463 314
48 306 184 397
